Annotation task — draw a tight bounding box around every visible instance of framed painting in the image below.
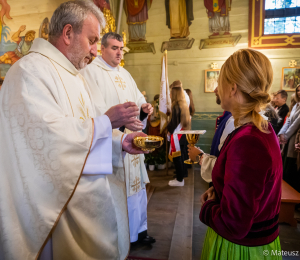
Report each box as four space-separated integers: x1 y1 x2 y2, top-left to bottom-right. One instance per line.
205 69 220 93
281 67 300 92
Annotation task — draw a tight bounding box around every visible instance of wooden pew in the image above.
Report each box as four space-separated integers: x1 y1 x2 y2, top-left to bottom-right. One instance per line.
279 180 300 227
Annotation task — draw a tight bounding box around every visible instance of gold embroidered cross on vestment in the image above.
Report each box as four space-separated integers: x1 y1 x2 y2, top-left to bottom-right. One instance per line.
115 75 126 90
131 155 139 167
131 176 141 193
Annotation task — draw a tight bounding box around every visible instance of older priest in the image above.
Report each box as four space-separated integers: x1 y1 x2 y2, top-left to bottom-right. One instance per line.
81 32 155 245
0 1 146 260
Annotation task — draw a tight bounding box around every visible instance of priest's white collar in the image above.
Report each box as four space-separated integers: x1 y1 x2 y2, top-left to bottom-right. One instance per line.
99 56 119 71
29 38 79 76
91 55 120 71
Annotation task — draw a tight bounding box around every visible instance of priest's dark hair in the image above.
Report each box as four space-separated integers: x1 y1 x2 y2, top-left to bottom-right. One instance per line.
101 32 123 47
49 0 105 42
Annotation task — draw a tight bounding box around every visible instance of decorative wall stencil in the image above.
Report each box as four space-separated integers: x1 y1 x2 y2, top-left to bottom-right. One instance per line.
200 0 241 50
199 34 241 50
127 41 156 54
281 67 300 91
249 0 300 49
205 69 220 93
161 38 194 52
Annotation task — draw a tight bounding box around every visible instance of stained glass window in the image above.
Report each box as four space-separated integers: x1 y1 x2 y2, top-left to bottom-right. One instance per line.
264 0 300 34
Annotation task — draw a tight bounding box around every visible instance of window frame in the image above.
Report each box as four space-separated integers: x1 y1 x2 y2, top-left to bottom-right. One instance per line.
248 0 300 49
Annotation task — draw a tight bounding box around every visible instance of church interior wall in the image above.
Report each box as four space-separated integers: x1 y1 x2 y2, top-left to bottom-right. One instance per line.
1 0 67 38
0 0 298 112
121 0 300 112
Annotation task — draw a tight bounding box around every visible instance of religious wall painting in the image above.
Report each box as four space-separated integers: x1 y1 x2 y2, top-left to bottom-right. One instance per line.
281 67 300 91
39 18 49 41
124 0 156 54
0 0 13 78
94 0 117 55
0 25 35 68
162 0 195 52
199 0 241 50
205 69 220 93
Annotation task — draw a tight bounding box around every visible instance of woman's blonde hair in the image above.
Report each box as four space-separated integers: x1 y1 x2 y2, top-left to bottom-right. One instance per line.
294 84 300 103
170 81 191 129
218 49 273 132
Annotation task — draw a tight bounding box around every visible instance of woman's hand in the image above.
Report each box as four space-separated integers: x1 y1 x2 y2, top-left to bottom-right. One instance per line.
279 134 287 144
295 143 300 152
199 155 204 166
188 145 203 162
200 186 215 206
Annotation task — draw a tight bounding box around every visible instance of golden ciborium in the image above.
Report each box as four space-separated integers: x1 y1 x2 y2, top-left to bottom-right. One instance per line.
133 135 164 152
175 130 206 164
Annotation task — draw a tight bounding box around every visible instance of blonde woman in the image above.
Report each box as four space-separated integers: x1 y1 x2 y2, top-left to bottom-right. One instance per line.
200 49 282 259
167 81 191 186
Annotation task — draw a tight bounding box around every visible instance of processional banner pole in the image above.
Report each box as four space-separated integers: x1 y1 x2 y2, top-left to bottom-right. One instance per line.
159 50 171 175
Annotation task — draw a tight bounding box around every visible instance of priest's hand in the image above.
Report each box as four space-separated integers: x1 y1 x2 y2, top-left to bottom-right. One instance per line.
122 132 149 154
141 103 153 115
105 102 140 129
125 121 144 132
200 186 215 207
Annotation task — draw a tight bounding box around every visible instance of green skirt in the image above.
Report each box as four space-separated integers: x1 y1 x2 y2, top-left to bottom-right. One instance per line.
200 227 282 260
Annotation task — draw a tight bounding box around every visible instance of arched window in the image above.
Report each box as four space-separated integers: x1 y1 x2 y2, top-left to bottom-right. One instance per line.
249 0 300 49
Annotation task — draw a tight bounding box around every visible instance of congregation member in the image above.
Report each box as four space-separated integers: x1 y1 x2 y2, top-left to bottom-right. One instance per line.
279 84 300 193
0 2 147 259
167 81 191 186
200 49 282 259
287 93 296 119
274 90 289 134
185 88 195 117
148 94 161 136
188 86 234 183
81 32 156 245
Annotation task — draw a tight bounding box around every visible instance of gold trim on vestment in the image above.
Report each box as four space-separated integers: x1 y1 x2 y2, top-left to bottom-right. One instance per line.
36 118 95 259
121 133 131 260
127 20 147 25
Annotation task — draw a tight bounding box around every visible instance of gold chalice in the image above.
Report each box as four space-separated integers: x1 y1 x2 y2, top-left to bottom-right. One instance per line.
175 130 206 164
133 135 164 152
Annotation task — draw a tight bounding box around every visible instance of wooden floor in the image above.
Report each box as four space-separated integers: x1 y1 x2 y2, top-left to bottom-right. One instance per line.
129 166 300 260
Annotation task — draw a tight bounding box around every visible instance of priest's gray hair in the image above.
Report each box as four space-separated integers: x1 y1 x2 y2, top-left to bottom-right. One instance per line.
101 32 123 47
49 0 105 42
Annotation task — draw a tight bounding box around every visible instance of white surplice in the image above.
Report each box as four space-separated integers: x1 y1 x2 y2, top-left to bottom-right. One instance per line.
0 38 129 260
81 56 150 242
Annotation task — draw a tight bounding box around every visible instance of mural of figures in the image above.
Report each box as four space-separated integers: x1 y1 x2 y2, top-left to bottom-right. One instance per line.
165 0 193 38
0 0 12 42
204 0 232 36
94 0 116 34
124 0 153 42
39 18 49 40
0 25 35 65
